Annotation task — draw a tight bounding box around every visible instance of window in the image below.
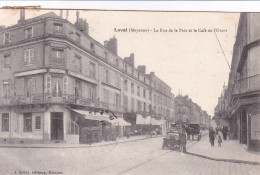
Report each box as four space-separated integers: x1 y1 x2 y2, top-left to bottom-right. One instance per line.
24 49 34 65
149 91 152 100
1 113 9 132
137 86 140 96
53 79 62 97
115 74 120 87
3 54 10 68
89 86 95 102
52 49 64 58
144 102 146 111
131 83 134 94
124 80 128 91
4 33 10 44
131 97 135 112
54 23 63 31
35 116 41 129
123 95 128 111
24 113 32 132
25 76 36 97
69 121 79 135
31 77 36 91
137 100 141 112
125 64 127 72
25 27 33 38
132 68 134 75
76 32 81 43
90 42 95 53
46 75 51 94
3 81 10 99
63 77 68 95
115 93 120 107
104 52 108 61
105 70 109 83
103 89 109 103
143 89 146 98
115 59 118 67
138 73 140 79
89 62 96 79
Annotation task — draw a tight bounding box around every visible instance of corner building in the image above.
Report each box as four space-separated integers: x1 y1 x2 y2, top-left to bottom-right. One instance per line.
0 10 175 144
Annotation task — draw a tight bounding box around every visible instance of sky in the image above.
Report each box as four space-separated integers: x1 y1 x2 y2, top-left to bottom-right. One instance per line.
0 9 240 116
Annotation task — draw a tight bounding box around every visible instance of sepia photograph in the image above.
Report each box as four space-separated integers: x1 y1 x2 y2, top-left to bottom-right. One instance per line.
0 4 259 175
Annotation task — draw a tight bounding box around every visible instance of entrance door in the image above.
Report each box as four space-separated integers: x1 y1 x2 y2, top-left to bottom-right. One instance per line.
241 110 247 144
51 112 64 140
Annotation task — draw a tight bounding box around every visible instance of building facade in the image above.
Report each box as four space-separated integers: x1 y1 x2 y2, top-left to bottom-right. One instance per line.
0 10 175 144
174 95 210 128
223 13 260 151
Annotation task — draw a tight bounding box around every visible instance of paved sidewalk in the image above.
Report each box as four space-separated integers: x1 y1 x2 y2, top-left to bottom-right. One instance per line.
0 135 157 148
187 133 260 164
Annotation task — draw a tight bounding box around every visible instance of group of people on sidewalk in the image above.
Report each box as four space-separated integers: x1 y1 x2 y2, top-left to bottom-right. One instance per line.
209 127 228 147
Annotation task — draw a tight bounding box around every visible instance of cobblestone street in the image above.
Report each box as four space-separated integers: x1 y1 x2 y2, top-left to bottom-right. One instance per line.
0 136 259 175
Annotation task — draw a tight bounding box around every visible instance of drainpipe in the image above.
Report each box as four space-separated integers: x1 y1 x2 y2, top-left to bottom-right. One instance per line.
42 19 47 143
9 107 11 144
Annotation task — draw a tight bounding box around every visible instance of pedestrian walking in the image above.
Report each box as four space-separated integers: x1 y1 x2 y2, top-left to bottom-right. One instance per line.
209 128 216 147
218 135 222 147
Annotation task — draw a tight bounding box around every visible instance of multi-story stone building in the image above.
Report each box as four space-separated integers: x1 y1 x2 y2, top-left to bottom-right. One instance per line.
224 13 260 151
174 95 210 127
0 10 174 144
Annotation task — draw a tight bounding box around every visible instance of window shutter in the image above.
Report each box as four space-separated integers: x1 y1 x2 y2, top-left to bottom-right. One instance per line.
30 49 35 64
31 77 36 91
24 50 27 64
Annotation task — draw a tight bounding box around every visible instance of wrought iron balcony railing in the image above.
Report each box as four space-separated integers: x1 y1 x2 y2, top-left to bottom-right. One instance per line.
0 93 124 113
234 74 260 94
49 57 65 66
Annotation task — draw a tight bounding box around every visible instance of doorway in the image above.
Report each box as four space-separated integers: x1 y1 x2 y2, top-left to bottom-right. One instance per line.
240 110 247 144
51 112 64 140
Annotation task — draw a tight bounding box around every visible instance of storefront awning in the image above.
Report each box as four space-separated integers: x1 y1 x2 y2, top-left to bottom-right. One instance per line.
151 118 164 125
136 114 145 124
71 109 111 122
112 118 131 126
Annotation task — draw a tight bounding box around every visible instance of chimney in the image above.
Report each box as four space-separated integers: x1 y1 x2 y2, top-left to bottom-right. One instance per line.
66 10 69 20
124 53 135 67
150 72 155 76
60 10 63 18
104 36 118 55
137 65 146 74
74 10 89 35
18 9 25 23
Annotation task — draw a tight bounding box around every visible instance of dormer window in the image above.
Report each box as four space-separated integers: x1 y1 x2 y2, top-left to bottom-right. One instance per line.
54 23 63 31
104 52 108 61
90 42 95 53
76 32 81 43
25 27 33 38
115 59 119 67
4 33 10 44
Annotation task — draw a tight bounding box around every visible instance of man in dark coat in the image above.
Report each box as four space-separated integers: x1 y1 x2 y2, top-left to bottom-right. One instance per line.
209 128 216 147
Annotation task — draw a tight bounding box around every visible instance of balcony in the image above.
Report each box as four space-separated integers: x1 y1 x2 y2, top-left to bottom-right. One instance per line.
0 93 124 113
99 101 124 113
234 74 260 94
49 57 65 66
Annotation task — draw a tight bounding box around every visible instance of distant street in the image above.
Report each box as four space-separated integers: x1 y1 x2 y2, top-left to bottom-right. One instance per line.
0 136 259 175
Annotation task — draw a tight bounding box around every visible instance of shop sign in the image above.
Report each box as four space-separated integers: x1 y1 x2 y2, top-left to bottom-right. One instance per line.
14 106 47 113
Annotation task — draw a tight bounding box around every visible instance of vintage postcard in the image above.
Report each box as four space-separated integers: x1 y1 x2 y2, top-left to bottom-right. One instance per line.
0 7 259 175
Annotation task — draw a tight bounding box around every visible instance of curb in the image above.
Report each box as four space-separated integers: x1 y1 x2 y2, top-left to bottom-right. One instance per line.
186 132 260 165
186 151 260 165
0 135 161 149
